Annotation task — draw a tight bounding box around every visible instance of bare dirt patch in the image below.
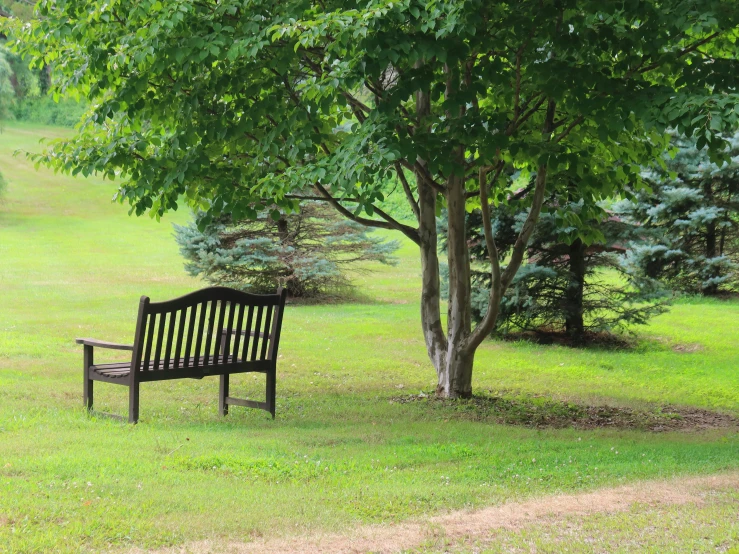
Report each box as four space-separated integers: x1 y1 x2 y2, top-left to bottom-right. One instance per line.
672 342 704 353
390 393 738 432
138 472 739 554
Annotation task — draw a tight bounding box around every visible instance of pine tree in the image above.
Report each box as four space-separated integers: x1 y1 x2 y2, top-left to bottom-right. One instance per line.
441 179 668 342
174 202 399 299
620 133 739 295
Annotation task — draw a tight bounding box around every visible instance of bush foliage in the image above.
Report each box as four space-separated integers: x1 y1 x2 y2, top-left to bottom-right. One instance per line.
10 96 87 127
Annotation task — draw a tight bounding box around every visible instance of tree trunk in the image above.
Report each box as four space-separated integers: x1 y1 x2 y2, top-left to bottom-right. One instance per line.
706 223 717 259
703 182 719 295
564 238 586 341
436 348 475 399
415 84 474 398
437 173 473 398
415 88 448 379
40 64 52 95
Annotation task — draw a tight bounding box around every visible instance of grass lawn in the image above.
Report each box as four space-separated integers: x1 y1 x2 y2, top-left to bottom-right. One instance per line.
1 123 739 553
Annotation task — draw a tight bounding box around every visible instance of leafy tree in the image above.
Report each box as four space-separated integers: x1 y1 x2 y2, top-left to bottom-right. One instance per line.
0 46 14 122
441 182 668 343
174 202 399 299
0 43 40 100
619 133 739 295
9 1 739 397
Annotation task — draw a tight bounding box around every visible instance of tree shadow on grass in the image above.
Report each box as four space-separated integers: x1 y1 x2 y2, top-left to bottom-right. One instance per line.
391 392 737 432
498 329 638 350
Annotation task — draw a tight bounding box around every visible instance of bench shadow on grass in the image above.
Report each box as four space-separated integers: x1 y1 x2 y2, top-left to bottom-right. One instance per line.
391 392 738 432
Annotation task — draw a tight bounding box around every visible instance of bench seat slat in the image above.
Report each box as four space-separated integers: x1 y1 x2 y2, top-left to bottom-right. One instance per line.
90 356 271 378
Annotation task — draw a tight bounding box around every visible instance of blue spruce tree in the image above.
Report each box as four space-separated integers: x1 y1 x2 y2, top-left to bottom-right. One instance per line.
175 202 399 299
620 133 739 295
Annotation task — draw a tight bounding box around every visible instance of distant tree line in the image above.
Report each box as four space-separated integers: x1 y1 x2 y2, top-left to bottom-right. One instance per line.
0 3 85 126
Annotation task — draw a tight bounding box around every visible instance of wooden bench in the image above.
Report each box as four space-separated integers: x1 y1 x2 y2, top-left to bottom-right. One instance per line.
76 286 287 423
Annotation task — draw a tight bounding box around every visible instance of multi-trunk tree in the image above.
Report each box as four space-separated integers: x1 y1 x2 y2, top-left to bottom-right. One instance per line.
9 1 739 397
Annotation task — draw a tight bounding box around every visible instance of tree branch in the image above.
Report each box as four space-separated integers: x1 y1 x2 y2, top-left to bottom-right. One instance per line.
554 115 584 143
466 165 504 345
313 182 420 245
395 162 420 221
501 101 556 290
638 32 720 74
506 95 547 136
465 100 555 351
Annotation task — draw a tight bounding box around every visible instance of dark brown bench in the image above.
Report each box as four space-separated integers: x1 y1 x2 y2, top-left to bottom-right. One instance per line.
76 286 287 423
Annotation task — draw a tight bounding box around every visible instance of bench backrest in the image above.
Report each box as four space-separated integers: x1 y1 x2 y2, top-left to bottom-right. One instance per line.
130 287 287 377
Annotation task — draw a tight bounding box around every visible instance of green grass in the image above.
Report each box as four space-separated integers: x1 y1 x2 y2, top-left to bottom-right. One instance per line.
1 123 739 552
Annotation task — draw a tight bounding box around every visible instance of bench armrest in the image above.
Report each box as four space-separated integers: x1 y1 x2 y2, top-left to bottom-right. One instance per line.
76 338 134 351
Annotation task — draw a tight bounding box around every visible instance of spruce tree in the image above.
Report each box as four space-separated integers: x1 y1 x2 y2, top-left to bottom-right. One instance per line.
442 178 668 342
621 133 739 295
174 202 399 299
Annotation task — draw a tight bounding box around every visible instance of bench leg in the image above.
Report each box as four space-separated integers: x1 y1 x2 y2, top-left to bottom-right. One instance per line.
128 382 140 424
83 345 94 411
266 369 276 419
219 374 229 416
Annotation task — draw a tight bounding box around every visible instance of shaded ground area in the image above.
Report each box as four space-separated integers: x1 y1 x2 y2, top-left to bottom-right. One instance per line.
500 329 637 349
138 472 739 554
391 393 738 432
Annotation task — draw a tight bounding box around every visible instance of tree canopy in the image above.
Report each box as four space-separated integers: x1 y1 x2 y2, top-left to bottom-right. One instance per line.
8 0 739 396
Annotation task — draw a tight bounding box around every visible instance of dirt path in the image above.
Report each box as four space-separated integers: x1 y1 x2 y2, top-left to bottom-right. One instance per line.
144 472 739 554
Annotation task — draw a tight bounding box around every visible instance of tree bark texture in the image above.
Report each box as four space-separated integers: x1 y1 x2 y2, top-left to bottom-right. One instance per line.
437 172 473 398
564 238 586 341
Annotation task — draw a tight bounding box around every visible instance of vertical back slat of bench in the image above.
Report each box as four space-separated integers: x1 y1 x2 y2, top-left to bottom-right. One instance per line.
223 301 236 363
183 304 198 368
212 300 228 364
173 307 187 370
203 300 218 365
232 303 245 363
260 305 273 361
193 301 208 368
131 296 150 378
153 311 167 370
163 309 177 370
142 313 157 371
241 305 254 362
267 289 287 361
250 306 264 361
